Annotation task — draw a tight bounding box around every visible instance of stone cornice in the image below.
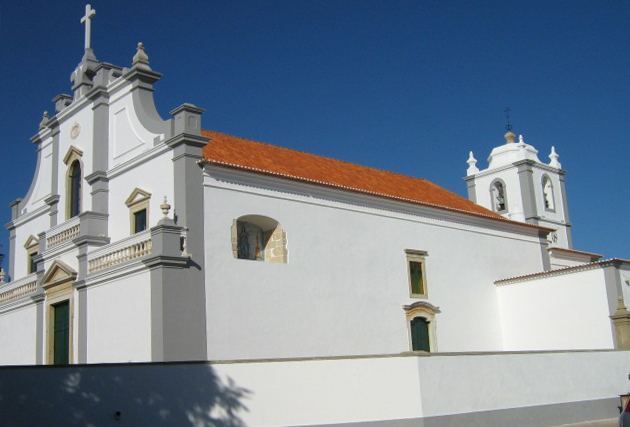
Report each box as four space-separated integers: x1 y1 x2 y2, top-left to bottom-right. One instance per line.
165 133 209 150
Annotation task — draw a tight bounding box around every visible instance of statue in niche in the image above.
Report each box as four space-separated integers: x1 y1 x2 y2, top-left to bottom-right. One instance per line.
237 222 265 261
543 179 554 210
492 182 506 212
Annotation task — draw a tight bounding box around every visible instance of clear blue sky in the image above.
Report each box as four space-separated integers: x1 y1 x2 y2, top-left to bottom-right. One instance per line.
0 0 628 266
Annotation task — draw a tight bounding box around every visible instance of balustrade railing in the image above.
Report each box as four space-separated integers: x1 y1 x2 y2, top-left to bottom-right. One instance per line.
46 216 80 249
87 231 152 274
0 274 38 304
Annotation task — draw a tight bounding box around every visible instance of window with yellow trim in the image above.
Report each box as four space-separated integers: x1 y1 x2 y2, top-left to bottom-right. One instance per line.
406 250 428 298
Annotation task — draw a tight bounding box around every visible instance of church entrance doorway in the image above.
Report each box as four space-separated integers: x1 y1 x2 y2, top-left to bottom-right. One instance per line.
52 301 70 365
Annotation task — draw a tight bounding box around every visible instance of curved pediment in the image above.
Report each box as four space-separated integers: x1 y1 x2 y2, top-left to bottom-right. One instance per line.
42 260 77 289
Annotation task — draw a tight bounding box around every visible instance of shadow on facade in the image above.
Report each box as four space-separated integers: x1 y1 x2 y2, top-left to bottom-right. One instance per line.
0 362 250 426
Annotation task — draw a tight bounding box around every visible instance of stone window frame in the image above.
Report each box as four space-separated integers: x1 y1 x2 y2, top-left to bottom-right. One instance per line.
125 188 151 235
63 145 84 220
231 215 288 264
406 249 429 299
403 300 441 353
41 260 77 365
541 174 556 212
489 178 508 213
24 235 39 274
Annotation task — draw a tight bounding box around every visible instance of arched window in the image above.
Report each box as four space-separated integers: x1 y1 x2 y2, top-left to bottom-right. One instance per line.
231 215 288 263
490 180 507 212
404 301 441 353
68 161 82 218
542 176 555 211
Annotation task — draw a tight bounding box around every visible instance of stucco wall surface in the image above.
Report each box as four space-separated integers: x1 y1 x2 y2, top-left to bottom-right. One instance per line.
204 170 547 359
0 350 627 427
497 268 615 350
0 304 37 365
86 270 151 362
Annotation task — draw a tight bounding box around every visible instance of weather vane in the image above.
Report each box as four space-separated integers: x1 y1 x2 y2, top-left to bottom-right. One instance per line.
504 107 512 132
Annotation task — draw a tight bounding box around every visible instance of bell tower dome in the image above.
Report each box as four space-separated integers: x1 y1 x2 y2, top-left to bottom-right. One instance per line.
465 131 572 249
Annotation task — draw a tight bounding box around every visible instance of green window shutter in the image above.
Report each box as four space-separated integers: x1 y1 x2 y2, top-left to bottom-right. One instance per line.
409 261 424 295
53 301 70 365
134 209 147 233
410 317 430 352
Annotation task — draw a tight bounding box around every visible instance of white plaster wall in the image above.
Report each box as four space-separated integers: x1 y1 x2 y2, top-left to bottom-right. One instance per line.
550 257 590 270
216 356 422 426
204 172 547 359
0 304 37 365
473 169 525 221
107 151 173 242
108 84 167 167
12 211 49 280
416 350 629 417
22 139 53 213
86 270 152 362
497 268 615 350
0 351 628 426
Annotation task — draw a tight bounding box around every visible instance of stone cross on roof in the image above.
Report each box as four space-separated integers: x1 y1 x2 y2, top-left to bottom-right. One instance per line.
80 4 96 50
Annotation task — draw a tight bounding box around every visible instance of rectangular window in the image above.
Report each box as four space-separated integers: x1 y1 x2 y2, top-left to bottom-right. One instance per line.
28 252 38 274
133 209 147 233
52 301 70 365
409 261 423 295
406 250 428 298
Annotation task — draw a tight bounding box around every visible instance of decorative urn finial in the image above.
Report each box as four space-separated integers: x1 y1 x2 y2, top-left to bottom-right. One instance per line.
132 42 151 70
548 146 561 168
517 134 526 147
39 111 49 130
160 196 171 217
466 151 479 175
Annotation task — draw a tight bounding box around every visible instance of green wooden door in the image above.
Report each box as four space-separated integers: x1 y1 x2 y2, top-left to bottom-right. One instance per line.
53 301 69 365
410 317 430 352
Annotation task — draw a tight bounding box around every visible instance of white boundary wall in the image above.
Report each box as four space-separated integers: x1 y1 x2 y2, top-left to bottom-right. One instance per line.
0 350 628 426
497 268 617 350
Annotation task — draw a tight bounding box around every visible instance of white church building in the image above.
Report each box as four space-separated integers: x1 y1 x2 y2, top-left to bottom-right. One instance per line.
0 6 629 426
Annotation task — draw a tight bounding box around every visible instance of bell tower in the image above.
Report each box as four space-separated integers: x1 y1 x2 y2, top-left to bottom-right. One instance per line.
464 130 572 249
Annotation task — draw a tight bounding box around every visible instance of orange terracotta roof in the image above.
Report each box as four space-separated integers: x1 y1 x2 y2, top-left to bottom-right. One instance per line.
201 129 545 227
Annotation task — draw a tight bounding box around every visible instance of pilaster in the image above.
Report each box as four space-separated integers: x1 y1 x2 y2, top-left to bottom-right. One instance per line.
515 160 539 223
145 104 208 361
7 222 17 281
87 86 110 217
610 298 630 350
34 297 44 364
145 219 191 361
558 172 573 247
49 126 60 226
85 172 109 216
464 176 477 203
45 195 60 228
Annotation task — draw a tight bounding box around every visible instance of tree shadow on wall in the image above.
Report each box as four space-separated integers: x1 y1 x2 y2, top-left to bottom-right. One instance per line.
0 362 251 427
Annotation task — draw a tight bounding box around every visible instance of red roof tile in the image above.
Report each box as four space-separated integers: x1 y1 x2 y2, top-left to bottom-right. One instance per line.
201 130 537 225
